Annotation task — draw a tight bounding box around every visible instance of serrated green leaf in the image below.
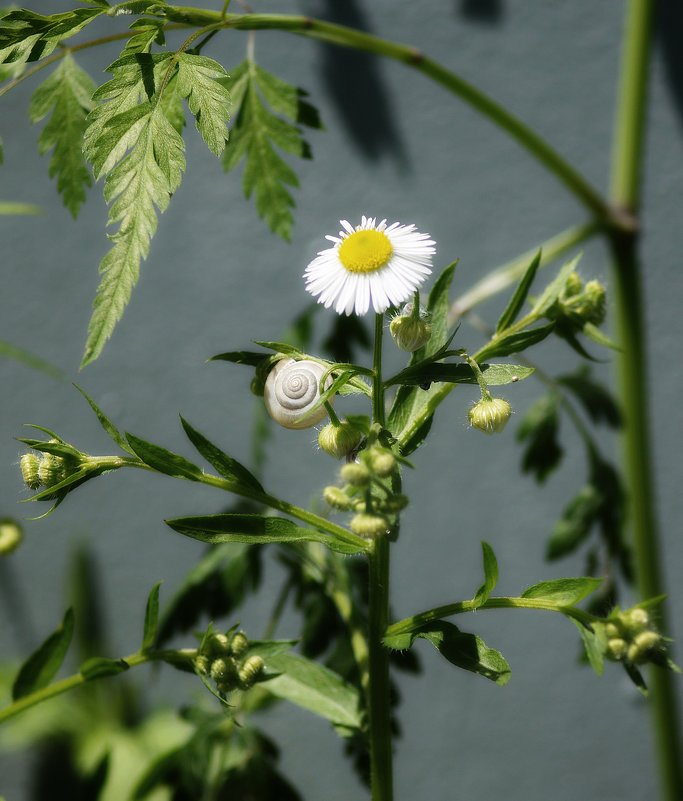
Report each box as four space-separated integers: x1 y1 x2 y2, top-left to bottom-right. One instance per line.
558 368 621 428
496 250 541 333
80 656 130 680
176 53 229 156
29 53 96 217
521 577 602 606
472 542 498 609
142 581 162 651
546 484 602 560
476 323 555 361
180 417 264 493
222 60 320 240
122 17 165 56
12 609 74 700
263 653 362 731
166 514 366 555
0 8 103 65
82 94 185 366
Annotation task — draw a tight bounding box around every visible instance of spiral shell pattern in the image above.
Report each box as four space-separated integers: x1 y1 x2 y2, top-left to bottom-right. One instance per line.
264 359 332 429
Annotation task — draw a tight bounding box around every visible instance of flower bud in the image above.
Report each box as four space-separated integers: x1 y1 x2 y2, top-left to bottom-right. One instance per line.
350 513 389 539
583 280 606 325
340 462 371 487
627 630 661 664
0 520 23 555
606 637 627 661
368 447 396 478
323 486 353 510
468 397 512 434
605 622 621 639
238 655 264 687
622 607 649 633
229 631 249 657
210 657 238 689
564 271 583 297
380 494 409 513
194 655 210 674
390 314 432 352
209 633 231 655
38 453 66 488
318 420 362 459
20 453 42 490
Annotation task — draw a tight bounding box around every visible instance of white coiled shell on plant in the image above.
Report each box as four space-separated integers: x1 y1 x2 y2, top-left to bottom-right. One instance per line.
263 359 332 429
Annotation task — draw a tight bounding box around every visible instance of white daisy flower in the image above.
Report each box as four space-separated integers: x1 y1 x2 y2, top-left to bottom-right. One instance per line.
304 216 436 316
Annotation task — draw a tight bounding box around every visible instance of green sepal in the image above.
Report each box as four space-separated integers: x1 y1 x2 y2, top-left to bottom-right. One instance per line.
141 581 162 651
472 542 498 609
166 514 367 555
495 249 541 332
12 608 74 700
521 577 602 606
125 434 203 481
261 653 363 732
80 656 130 681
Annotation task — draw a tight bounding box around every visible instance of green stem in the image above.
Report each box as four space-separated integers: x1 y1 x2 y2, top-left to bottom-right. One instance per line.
609 2 682 800
0 649 193 725
156 7 615 227
367 311 393 801
386 596 599 640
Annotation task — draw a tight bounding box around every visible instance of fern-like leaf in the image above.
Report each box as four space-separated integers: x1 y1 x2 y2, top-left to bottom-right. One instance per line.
29 53 96 218
222 60 321 240
176 53 230 156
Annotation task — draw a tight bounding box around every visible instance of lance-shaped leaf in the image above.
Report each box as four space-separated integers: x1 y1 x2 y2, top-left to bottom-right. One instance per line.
126 434 202 481
141 581 162 651
476 323 555 362
80 656 130 681
262 653 363 732
166 514 366 556
385 620 510 686
180 417 264 493
496 249 541 332
176 53 230 156
12 609 74 700
521 577 602 606
472 542 498 609
386 361 533 388
29 54 96 217
222 60 321 240
82 98 185 366
74 384 133 454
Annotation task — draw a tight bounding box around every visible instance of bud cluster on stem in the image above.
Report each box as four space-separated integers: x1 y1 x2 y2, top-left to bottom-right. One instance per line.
195 629 264 695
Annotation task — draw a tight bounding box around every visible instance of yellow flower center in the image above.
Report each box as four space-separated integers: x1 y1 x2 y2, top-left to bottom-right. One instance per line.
338 230 393 273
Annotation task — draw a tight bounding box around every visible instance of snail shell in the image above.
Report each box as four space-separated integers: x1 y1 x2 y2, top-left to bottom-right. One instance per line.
264 358 333 430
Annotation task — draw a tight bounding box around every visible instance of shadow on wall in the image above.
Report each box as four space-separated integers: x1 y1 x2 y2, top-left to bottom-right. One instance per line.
658 0 683 133
311 0 407 166
458 0 504 24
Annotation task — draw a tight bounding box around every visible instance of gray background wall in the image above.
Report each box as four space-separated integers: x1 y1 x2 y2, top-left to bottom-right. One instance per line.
1 1 683 799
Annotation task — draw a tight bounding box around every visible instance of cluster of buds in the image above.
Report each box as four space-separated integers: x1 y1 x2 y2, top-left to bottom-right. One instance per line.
194 629 265 695
20 449 71 491
604 607 665 666
323 439 406 539
550 272 607 328
389 299 432 353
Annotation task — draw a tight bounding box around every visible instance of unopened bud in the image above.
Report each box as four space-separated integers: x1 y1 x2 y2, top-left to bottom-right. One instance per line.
318 421 362 459
583 280 606 325
606 638 627 661
623 608 649 633
38 453 66 487
340 462 371 487
564 272 583 297
20 453 42 490
194 655 210 674
468 397 512 434
380 494 409 513
0 520 23 555
627 630 661 664
368 447 396 478
238 655 264 687
210 658 237 688
209 633 231 655
323 486 353 510
605 622 621 639
390 314 432 352
229 632 249 657
350 513 389 539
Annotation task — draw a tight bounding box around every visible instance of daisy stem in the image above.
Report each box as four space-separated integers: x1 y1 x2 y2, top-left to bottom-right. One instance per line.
368 312 393 801
609 1 682 798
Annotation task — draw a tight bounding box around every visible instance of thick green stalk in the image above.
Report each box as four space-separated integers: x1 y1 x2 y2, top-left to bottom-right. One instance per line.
609 2 682 799
367 313 393 801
